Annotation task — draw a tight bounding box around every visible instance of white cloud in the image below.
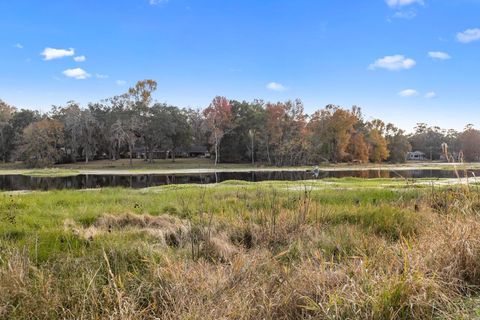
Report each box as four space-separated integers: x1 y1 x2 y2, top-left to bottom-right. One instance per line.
14 43 23 49
425 91 437 99
149 0 169 5
41 47 75 60
62 68 91 80
398 89 419 97
392 10 417 19
386 0 424 8
266 82 287 92
73 55 86 62
95 74 109 79
457 28 480 44
116 80 127 86
428 51 451 60
369 55 416 71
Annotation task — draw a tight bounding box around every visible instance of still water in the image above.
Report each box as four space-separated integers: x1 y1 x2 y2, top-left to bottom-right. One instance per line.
0 169 478 191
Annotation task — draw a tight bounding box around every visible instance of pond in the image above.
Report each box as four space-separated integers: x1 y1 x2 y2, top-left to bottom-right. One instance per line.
0 169 479 191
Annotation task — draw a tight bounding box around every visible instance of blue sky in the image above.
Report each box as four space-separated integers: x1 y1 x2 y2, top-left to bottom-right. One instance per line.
1 0 479 131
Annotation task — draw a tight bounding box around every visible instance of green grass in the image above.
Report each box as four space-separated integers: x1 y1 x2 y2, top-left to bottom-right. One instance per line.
1 158 480 176
1 179 480 318
0 180 420 266
56 158 263 171
20 168 80 177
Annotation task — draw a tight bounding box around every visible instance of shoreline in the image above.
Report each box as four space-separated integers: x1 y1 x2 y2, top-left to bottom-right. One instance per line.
0 162 476 177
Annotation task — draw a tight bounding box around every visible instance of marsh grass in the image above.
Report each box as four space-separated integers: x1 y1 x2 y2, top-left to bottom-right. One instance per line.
1 179 480 318
21 168 81 177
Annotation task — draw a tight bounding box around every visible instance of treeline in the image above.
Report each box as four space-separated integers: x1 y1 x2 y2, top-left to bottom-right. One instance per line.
0 80 479 168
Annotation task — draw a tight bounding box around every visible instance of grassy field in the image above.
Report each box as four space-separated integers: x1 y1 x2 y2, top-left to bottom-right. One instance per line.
1 158 480 177
0 158 258 172
2 179 480 319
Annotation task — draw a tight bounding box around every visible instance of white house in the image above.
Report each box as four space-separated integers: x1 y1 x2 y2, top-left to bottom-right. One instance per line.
406 151 426 161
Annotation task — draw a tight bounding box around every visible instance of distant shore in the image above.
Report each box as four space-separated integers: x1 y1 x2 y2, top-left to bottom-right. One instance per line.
0 158 478 177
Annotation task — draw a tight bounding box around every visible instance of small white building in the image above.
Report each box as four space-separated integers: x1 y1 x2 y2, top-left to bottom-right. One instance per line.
407 151 426 161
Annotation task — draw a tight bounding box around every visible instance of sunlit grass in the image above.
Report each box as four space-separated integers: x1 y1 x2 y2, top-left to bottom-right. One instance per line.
1 180 480 318
21 168 80 177
1 158 480 176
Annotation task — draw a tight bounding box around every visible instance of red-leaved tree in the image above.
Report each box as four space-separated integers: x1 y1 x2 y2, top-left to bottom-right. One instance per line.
203 96 233 165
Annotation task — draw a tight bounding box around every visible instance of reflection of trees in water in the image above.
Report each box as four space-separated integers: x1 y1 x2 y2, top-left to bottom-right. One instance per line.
376 170 391 178
4 169 480 191
318 171 329 179
359 171 371 179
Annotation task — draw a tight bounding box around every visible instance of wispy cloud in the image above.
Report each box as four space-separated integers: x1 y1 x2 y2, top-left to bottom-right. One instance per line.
386 0 424 8
386 0 423 20
369 55 416 71
398 89 419 97
116 80 127 86
266 82 287 92
74 55 86 62
428 51 451 60
457 28 480 43
62 68 91 80
392 10 417 19
41 47 75 60
425 91 437 99
95 74 109 79
14 43 23 49
149 0 169 5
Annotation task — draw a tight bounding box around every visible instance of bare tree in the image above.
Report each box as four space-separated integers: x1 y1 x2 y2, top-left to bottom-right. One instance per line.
79 110 99 163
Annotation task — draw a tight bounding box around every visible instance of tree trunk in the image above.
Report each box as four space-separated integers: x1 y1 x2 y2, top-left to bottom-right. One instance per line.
266 136 272 165
251 134 255 165
84 146 89 164
214 132 219 166
129 143 133 166
110 144 115 161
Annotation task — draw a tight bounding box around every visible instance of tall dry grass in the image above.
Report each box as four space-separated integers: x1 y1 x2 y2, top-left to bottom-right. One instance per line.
2 181 480 318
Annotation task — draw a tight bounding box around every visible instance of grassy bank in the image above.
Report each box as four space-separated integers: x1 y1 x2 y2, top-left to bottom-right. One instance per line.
1 180 480 318
1 158 480 177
